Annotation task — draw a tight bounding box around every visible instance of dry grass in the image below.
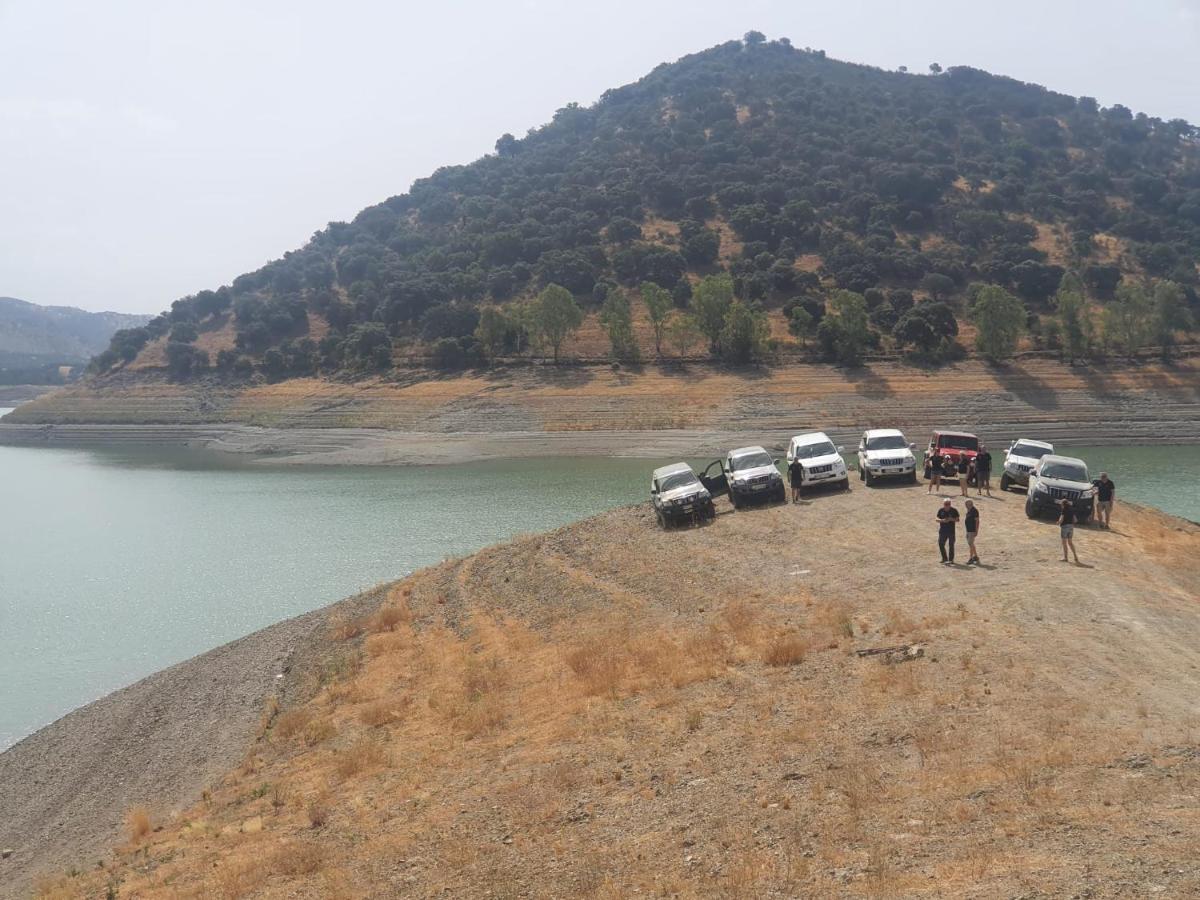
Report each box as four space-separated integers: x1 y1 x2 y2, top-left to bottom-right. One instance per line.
54 502 1200 899
125 806 152 842
762 631 807 666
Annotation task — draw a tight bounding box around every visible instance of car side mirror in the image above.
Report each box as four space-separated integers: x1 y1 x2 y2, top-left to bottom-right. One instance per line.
836 446 845 454
909 443 916 451
772 457 780 465
650 488 657 495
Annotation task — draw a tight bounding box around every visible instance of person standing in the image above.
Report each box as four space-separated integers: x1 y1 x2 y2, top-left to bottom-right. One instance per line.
962 458 976 497
1058 498 1080 564
788 457 804 503
976 444 992 497
936 498 960 564
956 454 970 496
927 447 943 493
964 499 980 565
942 454 957 488
1093 472 1116 528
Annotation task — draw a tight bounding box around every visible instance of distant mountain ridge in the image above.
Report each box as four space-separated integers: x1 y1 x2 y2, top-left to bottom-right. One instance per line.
0 297 151 384
0 297 150 364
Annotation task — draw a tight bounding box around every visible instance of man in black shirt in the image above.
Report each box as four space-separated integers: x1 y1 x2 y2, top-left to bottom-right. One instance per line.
1093 472 1116 529
964 499 980 565
936 498 960 564
976 445 993 497
927 448 942 493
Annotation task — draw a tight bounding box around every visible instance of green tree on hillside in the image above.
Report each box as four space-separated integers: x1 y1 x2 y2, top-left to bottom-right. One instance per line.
972 285 1025 362
666 312 702 360
1103 281 1152 359
599 288 638 361
1055 272 1091 362
532 283 583 363
640 282 673 357
1151 280 1192 360
819 290 870 366
690 273 734 354
720 300 771 363
474 306 512 361
788 305 814 347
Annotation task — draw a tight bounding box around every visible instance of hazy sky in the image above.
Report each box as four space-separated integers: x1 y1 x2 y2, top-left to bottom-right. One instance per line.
3 0 1198 314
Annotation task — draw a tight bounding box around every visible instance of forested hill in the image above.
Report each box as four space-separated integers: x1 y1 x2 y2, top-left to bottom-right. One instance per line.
96 34 1200 379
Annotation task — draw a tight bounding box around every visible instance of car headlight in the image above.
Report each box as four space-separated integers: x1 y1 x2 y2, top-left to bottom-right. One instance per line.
1033 482 1048 493
1081 488 1095 499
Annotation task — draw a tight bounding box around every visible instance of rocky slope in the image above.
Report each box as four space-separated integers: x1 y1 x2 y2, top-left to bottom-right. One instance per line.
15 480 1200 898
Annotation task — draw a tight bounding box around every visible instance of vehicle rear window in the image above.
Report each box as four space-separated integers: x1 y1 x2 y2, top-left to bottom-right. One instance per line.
659 471 698 492
732 451 773 471
938 434 979 451
793 441 837 460
1012 442 1051 459
1041 462 1087 481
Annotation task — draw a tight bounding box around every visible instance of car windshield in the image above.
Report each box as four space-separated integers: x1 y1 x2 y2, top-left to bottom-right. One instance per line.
1012 442 1051 459
866 435 907 451
731 451 774 471
658 471 698 492
938 434 979 451
794 441 837 460
1041 462 1087 481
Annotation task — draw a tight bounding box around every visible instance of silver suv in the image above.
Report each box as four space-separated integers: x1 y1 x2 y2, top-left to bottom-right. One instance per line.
700 446 785 509
650 462 715 528
1000 438 1053 492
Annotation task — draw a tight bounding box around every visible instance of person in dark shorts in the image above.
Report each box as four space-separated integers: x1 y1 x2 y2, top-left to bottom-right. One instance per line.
976 444 992 497
1057 498 1080 564
788 457 804 503
962 458 975 497
927 448 942 493
1092 472 1115 528
936 498 960 564
964 499 980 564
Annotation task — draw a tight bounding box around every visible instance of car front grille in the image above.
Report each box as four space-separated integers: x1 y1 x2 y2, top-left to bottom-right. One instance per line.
1048 487 1081 501
809 464 833 474
877 458 905 467
1017 464 1031 472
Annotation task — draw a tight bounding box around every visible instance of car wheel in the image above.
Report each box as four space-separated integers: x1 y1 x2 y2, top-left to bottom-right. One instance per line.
858 465 864 481
864 469 874 487
729 492 739 510
1025 498 1036 519
841 478 851 491
656 509 665 529
908 470 918 484
999 474 1010 492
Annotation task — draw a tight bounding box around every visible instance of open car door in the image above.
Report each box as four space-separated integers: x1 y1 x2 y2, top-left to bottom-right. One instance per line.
699 459 728 497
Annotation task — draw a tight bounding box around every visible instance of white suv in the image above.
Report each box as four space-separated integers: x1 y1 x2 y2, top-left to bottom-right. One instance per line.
786 431 849 493
1000 438 1053 492
856 428 918 485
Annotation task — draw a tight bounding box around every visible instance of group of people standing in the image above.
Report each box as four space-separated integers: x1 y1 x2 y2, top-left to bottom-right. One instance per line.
927 445 994 497
935 498 982 565
934 470 1116 567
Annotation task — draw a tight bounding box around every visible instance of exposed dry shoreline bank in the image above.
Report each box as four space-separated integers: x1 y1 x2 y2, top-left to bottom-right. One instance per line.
0 588 386 898
3 358 1200 463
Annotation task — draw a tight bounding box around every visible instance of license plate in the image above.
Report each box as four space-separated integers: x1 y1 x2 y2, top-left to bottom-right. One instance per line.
681 505 694 512
887 469 899 474
751 484 766 491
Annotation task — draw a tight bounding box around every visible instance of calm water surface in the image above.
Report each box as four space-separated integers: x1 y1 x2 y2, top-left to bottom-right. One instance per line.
1 407 1197 749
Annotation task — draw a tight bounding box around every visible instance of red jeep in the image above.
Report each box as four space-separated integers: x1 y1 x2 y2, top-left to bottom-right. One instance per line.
923 430 980 482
